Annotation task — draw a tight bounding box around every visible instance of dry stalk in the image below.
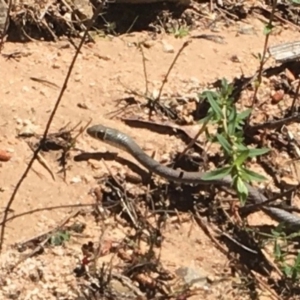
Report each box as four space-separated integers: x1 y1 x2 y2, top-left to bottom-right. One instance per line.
251 0 277 106
156 40 191 101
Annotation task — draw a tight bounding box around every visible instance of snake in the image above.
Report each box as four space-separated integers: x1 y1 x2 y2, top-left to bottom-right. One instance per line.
87 124 300 230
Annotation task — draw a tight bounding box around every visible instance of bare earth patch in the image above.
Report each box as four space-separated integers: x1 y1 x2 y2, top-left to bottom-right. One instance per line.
1 12 300 300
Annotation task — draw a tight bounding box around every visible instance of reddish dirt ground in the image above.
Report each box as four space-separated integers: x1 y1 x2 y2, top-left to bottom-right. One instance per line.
1 15 300 300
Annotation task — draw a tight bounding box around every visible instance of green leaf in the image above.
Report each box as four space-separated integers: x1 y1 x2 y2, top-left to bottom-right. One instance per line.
205 91 223 118
216 134 232 155
241 168 267 182
238 169 256 182
283 265 292 278
50 231 70 246
236 177 248 193
235 109 252 130
221 78 229 88
227 123 236 136
273 241 282 261
263 24 274 35
227 106 235 122
233 132 245 143
199 112 213 124
272 223 286 237
220 78 233 98
201 90 219 99
271 229 281 238
234 150 250 167
236 177 248 205
239 193 247 205
236 144 248 151
202 166 232 181
237 108 252 120
227 107 237 135
248 147 270 157
291 268 299 281
294 252 300 268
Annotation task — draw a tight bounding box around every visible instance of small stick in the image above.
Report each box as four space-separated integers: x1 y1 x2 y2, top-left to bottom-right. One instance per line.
137 42 149 96
27 142 56 181
156 40 192 101
30 77 59 89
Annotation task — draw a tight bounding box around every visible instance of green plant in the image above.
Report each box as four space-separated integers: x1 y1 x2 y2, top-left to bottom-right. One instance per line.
267 225 300 281
49 230 71 246
168 24 189 39
199 78 269 204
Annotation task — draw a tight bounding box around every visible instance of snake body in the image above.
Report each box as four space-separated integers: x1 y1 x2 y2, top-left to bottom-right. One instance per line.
87 124 300 229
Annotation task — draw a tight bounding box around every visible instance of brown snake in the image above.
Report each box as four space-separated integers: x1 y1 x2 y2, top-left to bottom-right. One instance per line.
87 124 300 230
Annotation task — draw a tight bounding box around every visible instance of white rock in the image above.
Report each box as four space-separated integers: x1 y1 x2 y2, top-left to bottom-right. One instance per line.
162 41 174 53
70 176 81 184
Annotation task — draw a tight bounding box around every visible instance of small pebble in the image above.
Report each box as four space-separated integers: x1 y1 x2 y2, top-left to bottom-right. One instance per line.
162 41 174 53
70 176 81 184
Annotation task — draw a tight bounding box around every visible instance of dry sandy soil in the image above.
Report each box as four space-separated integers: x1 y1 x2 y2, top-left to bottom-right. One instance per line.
0 13 300 300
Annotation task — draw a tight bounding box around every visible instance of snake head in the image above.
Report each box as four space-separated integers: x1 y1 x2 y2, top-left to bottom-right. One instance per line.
86 124 107 140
